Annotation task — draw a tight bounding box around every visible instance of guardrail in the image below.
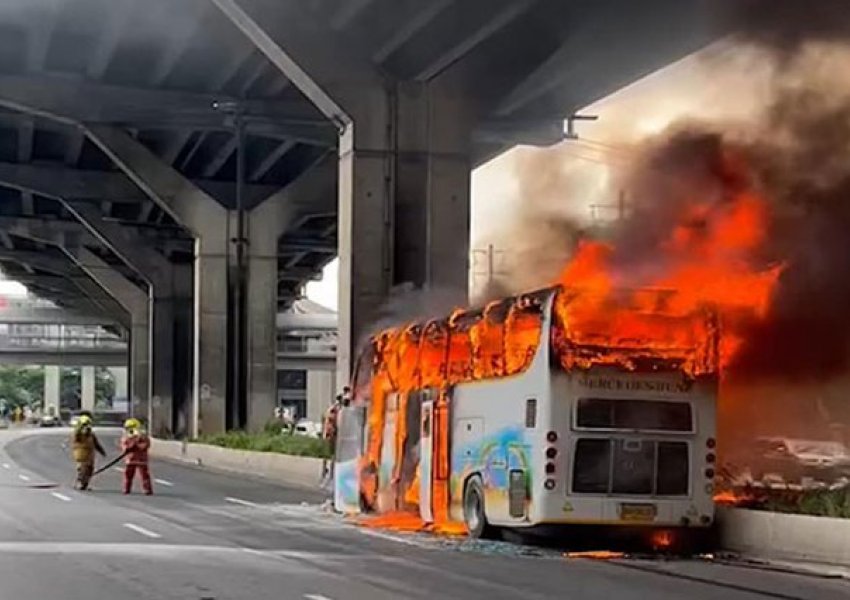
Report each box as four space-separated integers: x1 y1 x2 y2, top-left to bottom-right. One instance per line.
0 333 126 351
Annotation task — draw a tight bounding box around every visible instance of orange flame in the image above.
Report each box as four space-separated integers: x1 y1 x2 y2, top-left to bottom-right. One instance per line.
554 188 782 374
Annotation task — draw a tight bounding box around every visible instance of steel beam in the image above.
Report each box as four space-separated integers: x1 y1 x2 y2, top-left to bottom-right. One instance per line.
0 73 326 136
211 0 383 125
0 159 281 206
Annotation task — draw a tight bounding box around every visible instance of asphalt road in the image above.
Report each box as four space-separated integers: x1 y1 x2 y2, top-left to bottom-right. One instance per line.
0 428 847 600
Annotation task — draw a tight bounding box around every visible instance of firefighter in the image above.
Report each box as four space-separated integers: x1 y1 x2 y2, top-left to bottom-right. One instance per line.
70 414 106 491
120 418 153 495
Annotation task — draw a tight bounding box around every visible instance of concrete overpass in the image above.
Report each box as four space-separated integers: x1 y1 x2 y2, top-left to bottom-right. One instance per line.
0 0 720 436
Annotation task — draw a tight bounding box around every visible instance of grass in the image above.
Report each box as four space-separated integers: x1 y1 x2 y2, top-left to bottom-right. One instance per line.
194 429 332 459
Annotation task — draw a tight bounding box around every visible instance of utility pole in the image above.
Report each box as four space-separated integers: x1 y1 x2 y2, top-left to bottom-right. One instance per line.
590 190 630 224
213 100 248 430
471 244 509 296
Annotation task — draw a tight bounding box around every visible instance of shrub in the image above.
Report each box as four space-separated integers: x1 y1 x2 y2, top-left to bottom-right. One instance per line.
194 430 332 459
757 486 850 518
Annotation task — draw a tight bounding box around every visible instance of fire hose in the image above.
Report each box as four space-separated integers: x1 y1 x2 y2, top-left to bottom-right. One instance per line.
92 450 129 476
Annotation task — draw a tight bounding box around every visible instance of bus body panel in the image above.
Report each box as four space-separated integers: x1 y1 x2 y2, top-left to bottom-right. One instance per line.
529 368 717 528
341 287 719 534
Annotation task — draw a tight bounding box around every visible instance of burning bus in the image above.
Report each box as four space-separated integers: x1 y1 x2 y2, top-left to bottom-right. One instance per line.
333 284 719 543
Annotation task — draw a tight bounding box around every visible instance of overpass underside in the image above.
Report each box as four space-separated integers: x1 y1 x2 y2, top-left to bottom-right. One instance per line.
0 0 717 436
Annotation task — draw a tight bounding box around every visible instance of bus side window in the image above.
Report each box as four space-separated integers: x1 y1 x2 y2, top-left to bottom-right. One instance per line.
525 398 537 428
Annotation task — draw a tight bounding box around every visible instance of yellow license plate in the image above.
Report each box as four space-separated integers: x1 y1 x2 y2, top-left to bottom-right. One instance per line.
620 503 657 522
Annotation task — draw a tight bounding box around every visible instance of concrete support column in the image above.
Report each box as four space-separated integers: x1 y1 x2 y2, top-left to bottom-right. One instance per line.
243 162 335 431
337 87 473 384
306 369 334 423
194 237 229 436
109 367 128 405
129 310 150 421
43 365 60 417
150 297 174 436
81 366 96 413
245 220 278 432
84 126 230 437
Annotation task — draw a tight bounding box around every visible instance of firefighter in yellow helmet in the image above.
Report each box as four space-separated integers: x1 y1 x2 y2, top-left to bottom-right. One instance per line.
70 414 105 491
120 418 152 495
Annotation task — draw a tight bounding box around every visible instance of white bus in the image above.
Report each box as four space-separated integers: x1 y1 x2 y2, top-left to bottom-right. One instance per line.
334 287 718 545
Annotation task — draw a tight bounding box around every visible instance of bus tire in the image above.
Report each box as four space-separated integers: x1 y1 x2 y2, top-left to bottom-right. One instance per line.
463 477 495 539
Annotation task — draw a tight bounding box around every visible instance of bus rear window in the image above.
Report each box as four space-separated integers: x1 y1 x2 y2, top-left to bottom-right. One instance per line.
576 398 693 432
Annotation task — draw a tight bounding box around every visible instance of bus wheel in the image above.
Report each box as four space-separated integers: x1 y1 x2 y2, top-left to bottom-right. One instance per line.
464 478 495 539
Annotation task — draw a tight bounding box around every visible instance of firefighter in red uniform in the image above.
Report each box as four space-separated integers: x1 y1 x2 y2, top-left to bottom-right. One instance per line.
120 418 153 495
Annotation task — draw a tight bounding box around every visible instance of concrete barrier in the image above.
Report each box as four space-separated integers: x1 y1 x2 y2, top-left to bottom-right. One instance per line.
718 506 850 568
150 438 324 489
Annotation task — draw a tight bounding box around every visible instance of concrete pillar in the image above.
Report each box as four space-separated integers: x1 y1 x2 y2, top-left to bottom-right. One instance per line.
109 366 128 405
129 310 150 421
244 161 336 431
306 369 334 423
194 236 229 436
84 126 230 437
337 86 472 385
150 297 174 436
245 217 278 432
43 365 60 417
209 2 473 386
81 366 96 413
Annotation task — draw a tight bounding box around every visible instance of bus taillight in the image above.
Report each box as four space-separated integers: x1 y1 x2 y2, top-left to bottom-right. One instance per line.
546 431 558 443
706 438 716 449
705 453 716 464
545 447 557 459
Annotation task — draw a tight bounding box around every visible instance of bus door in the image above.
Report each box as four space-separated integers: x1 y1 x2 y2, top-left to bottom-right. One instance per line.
333 404 366 514
419 393 435 523
377 392 400 512
420 388 451 524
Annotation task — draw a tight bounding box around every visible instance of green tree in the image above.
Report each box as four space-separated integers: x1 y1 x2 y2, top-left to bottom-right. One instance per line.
60 368 115 409
0 366 44 409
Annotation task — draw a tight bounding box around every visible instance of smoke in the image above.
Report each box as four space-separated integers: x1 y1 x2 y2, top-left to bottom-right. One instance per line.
357 284 467 352
721 0 850 59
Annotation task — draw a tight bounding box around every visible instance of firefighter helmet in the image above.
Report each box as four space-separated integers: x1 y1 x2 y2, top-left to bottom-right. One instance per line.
124 417 140 431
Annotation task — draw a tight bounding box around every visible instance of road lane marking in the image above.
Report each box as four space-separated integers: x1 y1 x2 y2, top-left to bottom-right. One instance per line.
2 463 10 469
123 523 161 539
17 474 30 482
114 466 125 472
225 496 257 508
304 595 334 600
51 492 72 502
154 478 173 487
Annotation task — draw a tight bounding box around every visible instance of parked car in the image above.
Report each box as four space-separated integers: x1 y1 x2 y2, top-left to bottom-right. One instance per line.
293 419 321 438
39 413 59 428
752 436 850 482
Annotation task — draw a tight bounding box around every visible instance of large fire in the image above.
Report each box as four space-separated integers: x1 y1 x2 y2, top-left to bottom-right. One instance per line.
355 149 782 534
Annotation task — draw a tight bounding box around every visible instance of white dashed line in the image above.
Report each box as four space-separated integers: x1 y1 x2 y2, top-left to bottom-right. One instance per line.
51 492 72 502
2 463 10 469
304 595 334 600
114 466 125 472
225 496 257 508
154 478 173 487
17 474 30 482
123 523 161 539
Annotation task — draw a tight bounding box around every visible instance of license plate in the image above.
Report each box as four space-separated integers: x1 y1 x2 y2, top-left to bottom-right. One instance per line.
620 503 657 522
